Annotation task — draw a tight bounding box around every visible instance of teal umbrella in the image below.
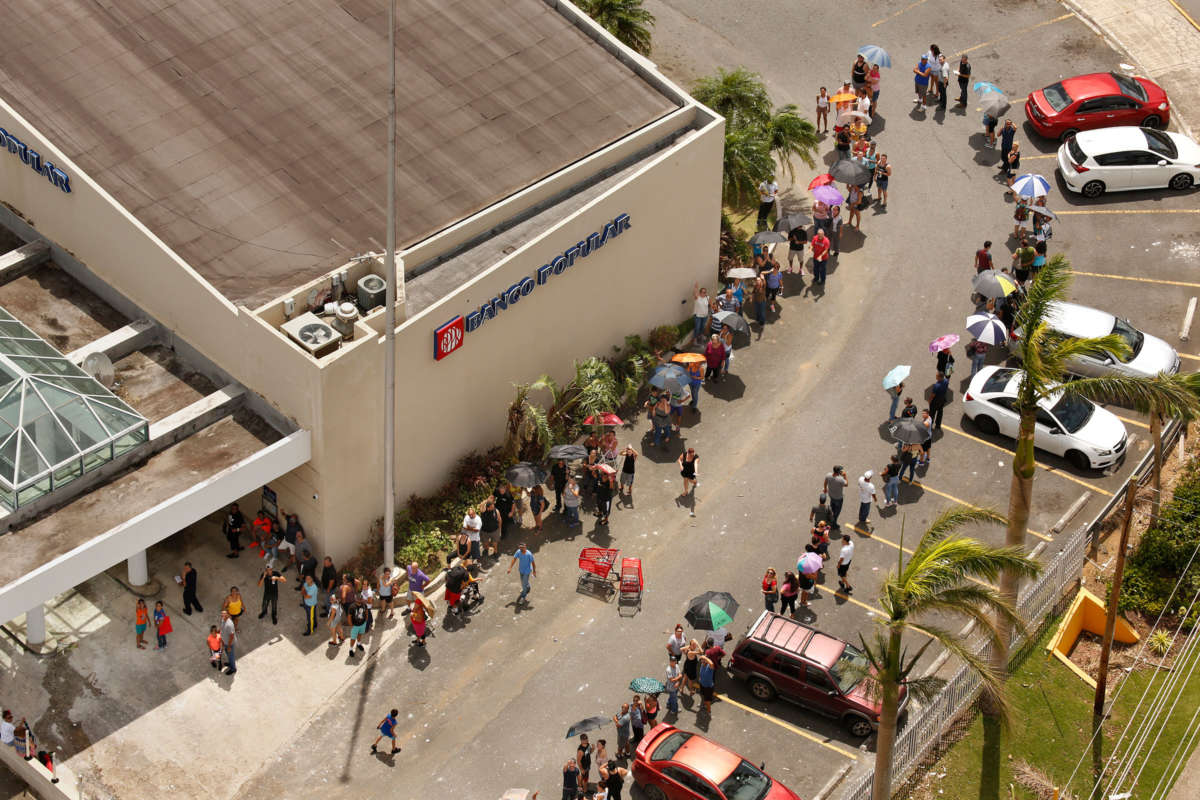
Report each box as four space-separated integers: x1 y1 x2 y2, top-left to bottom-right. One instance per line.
685 591 739 631
882 365 910 390
630 677 667 694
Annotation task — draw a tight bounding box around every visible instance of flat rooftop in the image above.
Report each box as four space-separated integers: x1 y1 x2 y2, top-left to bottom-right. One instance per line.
0 0 678 308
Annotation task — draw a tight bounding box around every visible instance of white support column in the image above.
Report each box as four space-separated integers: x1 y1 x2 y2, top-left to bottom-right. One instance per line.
127 549 149 586
25 604 46 646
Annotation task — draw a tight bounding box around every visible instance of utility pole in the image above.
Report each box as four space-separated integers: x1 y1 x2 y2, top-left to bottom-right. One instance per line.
382 0 397 569
1092 477 1137 781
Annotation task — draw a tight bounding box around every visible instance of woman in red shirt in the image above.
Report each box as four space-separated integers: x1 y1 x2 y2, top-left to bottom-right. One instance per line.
704 334 724 383
762 568 778 613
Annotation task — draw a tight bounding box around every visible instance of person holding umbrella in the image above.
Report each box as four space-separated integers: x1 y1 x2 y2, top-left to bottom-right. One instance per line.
884 367 908 420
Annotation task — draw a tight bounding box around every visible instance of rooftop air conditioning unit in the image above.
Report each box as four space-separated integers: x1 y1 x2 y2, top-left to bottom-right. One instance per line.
357 274 386 312
281 312 340 358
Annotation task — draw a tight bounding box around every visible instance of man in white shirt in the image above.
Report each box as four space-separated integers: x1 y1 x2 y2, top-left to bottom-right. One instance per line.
837 535 855 593
937 55 950 110
857 470 877 528
1 709 17 748
756 176 779 229
462 507 483 561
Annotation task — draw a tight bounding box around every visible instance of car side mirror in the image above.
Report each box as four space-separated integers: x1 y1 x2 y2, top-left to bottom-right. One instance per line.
1157 160 1168 166
1050 427 1063 435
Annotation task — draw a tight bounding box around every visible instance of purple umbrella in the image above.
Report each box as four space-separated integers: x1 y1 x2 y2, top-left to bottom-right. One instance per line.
798 553 823 575
812 185 845 207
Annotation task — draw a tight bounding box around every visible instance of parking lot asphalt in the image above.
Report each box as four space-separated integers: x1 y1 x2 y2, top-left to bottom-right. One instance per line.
7 2 1196 799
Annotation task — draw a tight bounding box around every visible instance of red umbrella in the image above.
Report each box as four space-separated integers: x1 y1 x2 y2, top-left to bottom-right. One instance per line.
584 412 624 427
808 174 835 190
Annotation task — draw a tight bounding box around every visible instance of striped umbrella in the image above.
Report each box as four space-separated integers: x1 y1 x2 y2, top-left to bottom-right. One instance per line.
966 313 1008 345
857 44 892 68
972 269 1019 299
1010 174 1052 198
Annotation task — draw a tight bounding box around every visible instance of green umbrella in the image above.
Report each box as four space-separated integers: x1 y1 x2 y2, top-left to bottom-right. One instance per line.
685 591 739 630
630 676 667 694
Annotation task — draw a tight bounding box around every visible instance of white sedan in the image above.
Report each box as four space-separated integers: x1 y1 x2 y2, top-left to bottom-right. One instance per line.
1057 126 1200 197
962 367 1128 471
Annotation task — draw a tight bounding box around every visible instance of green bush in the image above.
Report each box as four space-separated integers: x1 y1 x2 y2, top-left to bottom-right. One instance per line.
1119 457 1200 627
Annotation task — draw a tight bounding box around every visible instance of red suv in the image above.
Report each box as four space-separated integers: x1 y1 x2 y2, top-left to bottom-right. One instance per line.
729 611 905 737
1025 71 1170 141
633 723 803 800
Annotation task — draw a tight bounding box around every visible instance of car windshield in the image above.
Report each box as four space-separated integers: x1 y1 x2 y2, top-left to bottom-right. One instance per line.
829 642 871 693
650 730 692 762
717 760 773 800
1065 135 1087 165
1142 128 1177 159
1050 394 1095 434
1043 82 1072 112
981 368 1017 394
1111 317 1145 362
1111 72 1148 101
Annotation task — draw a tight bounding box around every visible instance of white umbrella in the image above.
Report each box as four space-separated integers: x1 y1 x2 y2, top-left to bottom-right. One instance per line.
725 267 758 280
1010 174 1052 198
835 110 871 126
966 313 1007 345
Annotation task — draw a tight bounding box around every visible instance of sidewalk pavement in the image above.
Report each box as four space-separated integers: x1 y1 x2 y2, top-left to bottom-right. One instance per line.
1065 0 1200 138
1167 734 1200 799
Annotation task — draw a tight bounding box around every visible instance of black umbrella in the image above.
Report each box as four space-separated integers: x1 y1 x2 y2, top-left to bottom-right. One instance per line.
980 93 1011 118
773 213 808 233
712 310 750 336
548 444 588 461
749 230 788 246
685 591 739 630
889 418 930 445
565 716 608 739
505 462 547 488
828 159 871 186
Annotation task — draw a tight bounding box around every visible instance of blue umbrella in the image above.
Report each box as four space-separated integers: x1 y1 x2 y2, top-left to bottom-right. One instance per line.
1010 174 1052 198
973 81 1003 95
883 365 911 390
649 363 689 390
857 44 891 68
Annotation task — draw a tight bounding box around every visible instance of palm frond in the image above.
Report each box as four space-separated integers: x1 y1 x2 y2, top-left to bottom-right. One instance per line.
578 0 655 55
901 674 947 704
691 67 772 129
1038 332 1130 380
1016 253 1072 338
908 622 1013 725
766 104 819 178
721 126 774 209
1065 372 1200 419
916 506 1006 546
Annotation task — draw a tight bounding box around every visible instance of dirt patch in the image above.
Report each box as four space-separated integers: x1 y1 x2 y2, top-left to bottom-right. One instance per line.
1067 611 1183 692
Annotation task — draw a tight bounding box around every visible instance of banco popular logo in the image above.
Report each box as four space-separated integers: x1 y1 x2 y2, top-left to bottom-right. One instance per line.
0 128 72 194
432 213 630 361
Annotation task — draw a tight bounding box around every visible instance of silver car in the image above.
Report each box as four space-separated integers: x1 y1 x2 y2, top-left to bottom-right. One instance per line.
1009 301 1179 378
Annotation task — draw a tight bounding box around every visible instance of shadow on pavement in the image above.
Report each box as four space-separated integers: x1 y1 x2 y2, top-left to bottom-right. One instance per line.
706 374 746 401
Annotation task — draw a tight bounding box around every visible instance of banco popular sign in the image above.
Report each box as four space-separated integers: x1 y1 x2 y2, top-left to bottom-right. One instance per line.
434 213 630 360
0 128 72 194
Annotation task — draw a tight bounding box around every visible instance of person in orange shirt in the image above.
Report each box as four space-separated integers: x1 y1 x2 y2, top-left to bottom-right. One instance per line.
134 598 149 649
250 510 272 549
206 625 223 670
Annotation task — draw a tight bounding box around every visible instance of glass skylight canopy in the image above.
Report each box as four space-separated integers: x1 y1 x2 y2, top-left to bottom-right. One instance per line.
0 307 148 510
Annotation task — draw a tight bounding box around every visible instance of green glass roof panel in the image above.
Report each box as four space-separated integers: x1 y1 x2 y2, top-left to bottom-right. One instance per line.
16 431 48 480
0 308 14 322
32 381 108 449
0 321 34 337
0 384 20 434
0 434 16 485
86 399 144 436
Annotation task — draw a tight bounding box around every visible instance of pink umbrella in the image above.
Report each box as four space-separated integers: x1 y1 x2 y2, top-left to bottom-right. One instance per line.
596 463 617 475
928 334 960 354
798 553 823 575
584 412 624 427
812 185 845 206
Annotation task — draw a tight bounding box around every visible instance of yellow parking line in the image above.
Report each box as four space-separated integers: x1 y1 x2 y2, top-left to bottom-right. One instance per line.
1023 154 1057 160
716 693 860 759
900 478 1051 541
939 425 1114 496
1181 353 1200 362
872 0 930 27
1108 412 1150 430
1057 209 1200 215
1072 270 1200 289
956 14 1072 55
1168 0 1200 32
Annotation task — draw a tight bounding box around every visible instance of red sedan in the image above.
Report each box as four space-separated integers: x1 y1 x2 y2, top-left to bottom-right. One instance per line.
1025 71 1170 141
632 724 802 800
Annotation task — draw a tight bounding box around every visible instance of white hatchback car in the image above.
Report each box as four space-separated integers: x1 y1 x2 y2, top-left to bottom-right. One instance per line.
1057 126 1200 197
962 366 1128 470
1009 301 1180 379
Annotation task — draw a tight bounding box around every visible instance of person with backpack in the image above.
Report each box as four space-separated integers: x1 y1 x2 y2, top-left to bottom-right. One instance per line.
347 598 370 656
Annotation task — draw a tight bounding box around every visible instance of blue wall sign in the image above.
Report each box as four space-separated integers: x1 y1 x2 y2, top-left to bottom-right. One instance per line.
0 127 72 194
462 213 630 335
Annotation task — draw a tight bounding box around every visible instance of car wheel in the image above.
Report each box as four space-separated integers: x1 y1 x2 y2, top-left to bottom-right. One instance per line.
1066 450 1092 471
1169 173 1194 191
1141 115 1162 129
643 784 668 800
1059 128 1079 142
1081 180 1106 198
974 415 999 435
845 715 874 738
748 677 777 702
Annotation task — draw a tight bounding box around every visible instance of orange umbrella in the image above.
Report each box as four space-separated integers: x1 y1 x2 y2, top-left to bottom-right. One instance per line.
829 91 857 104
671 352 707 365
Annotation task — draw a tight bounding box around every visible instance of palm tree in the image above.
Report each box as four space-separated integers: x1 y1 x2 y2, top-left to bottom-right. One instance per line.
983 253 1200 794
577 0 655 56
719 126 774 209
861 507 1041 800
1128 372 1200 519
765 104 819 182
503 383 552 462
691 67 772 130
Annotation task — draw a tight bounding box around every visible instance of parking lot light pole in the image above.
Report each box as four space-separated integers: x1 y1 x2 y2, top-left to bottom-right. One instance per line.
382 0 397 570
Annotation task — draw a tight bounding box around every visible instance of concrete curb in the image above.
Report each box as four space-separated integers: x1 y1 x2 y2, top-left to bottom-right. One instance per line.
811 761 855 800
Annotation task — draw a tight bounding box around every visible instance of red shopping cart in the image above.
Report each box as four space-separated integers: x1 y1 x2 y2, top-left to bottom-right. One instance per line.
618 557 643 616
577 547 620 598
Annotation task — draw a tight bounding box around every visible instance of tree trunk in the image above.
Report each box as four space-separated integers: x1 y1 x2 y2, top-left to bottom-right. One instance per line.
1150 412 1162 521
981 409 1037 798
871 628 904 800
1092 478 1137 781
